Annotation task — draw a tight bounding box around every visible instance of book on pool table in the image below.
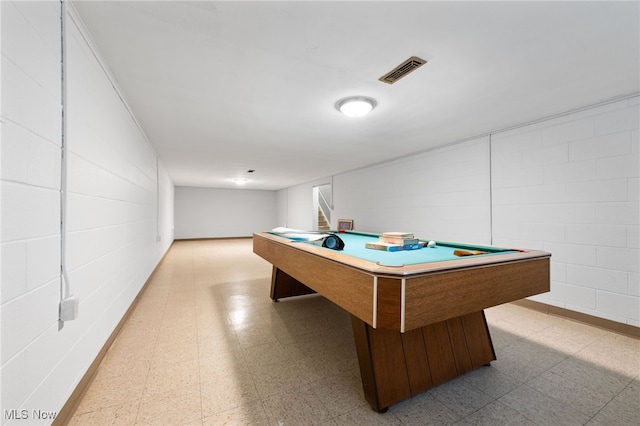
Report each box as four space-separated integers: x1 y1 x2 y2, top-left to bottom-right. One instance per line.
378 236 420 245
365 241 422 252
381 232 415 238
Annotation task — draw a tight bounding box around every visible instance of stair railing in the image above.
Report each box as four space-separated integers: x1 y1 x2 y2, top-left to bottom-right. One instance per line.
318 188 332 225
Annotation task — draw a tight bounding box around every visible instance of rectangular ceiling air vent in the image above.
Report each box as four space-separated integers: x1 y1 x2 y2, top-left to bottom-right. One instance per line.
378 56 427 85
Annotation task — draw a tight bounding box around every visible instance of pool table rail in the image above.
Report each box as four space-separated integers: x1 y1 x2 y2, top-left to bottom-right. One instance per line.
253 231 551 333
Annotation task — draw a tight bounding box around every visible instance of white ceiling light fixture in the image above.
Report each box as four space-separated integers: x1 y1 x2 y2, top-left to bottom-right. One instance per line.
336 96 377 117
233 178 248 185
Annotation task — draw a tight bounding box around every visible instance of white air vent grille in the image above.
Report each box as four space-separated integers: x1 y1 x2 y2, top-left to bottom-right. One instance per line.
379 56 427 85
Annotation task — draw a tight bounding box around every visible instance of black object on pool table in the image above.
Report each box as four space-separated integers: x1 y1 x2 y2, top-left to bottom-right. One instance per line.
321 234 345 250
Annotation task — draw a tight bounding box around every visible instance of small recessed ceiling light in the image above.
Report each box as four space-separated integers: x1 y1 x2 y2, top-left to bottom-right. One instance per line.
233 178 248 185
336 96 376 117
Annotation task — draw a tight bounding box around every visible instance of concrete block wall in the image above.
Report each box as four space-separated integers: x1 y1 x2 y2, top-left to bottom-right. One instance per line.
492 97 639 326
1 1 63 421
332 136 492 244
280 98 638 327
1 2 174 422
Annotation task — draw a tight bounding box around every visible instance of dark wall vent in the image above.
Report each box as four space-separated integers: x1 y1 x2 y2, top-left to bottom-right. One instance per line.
378 56 427 85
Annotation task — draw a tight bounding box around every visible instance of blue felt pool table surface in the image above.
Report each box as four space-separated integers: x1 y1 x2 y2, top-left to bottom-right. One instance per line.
273 231 517 267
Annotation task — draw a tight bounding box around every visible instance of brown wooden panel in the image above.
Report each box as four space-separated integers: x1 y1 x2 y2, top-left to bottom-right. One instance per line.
404 258 550 331
375 277 402 330
369 327 412 408
423 321 458 386
460 311 496 367
270 267 316 300
400 328 433 393
351 313 498 412
351 316 381 411
446 317 473 375
270 266 293 300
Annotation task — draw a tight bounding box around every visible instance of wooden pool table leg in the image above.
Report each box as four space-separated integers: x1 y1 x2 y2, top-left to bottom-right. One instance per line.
270 266 316 301
351 311 496 412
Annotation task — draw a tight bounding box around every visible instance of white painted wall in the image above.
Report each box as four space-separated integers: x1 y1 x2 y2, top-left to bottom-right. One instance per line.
333 136 492 243
276 188 288 229
275 178 331 231
280 97 639 326
174 186 277 239
492 97 639 326
1 2 174 422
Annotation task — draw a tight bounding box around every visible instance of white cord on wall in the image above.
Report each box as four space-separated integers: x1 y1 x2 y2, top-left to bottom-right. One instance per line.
59 0 78 322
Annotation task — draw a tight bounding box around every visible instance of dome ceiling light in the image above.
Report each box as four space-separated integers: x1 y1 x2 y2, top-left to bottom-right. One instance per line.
336 96 377 117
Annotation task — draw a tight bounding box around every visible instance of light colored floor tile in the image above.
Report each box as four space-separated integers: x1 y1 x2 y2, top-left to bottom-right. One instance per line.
489 307 561 338
200 368 260 418
306 372 368 418
262 315 312 339
390 393 460 425
460 365 523 399
487 325 523 351
144 359 200 398
548 357 632 399
499 384 591 426
67 400 140 426
261 383 333 425
135 383 202 425
240 340 295 369
74 369 147 415
197 332 243 360
115 321 162 348
484 303 526 322
327 404 402 425
491 338 568 382
453 400 536 426
95 355 151 387
527 319 608 355
576 332 640 378
152 338 200 365
234 324 279 348
202 402 269 426
294 342 360 383
428 377 496 417
527 370 613 417
226 308 267 330
590 378 640 426
68 239 640 426
249 357 310 399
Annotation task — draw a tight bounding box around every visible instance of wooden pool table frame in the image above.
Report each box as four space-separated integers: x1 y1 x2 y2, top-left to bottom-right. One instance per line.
253 231 550 412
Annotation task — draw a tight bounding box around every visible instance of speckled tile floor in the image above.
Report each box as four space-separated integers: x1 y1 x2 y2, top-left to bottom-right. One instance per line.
68 239 640 425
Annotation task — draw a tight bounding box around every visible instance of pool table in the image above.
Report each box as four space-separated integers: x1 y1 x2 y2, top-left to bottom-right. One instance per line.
253 230 550 412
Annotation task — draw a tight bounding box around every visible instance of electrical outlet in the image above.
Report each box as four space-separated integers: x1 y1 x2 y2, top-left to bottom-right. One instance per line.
60 295 79 321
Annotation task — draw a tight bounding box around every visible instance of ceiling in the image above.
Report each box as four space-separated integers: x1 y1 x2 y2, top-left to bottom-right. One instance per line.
72 1 639 190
